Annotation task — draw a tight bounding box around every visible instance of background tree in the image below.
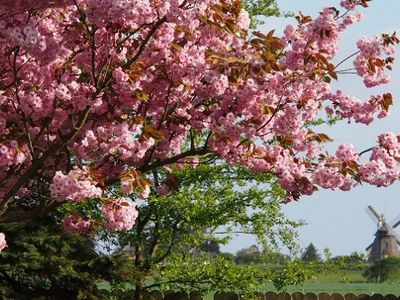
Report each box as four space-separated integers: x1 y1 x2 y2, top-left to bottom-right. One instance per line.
200 240 221 257
99 164 304 299
332 252 367 265
0 216 131 299
236 245 263 265
262 250 292 266
301 243 321 262
363 257 400 283
242 0 281 28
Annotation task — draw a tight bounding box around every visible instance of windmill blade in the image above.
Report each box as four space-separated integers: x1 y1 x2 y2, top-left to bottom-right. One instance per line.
390 214 400 228
391 215 400 248
366 243 373 251
368 205 381 219
366 205 380 223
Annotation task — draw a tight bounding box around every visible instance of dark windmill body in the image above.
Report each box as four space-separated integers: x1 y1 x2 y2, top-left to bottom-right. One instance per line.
365 205 400 261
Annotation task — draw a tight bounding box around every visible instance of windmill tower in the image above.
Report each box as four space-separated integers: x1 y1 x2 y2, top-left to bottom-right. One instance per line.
365 205 400 261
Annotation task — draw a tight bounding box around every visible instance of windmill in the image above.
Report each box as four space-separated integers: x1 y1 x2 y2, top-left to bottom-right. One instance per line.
365 205 400 261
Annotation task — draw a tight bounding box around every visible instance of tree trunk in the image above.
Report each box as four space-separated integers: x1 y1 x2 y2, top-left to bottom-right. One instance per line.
133 278 145 300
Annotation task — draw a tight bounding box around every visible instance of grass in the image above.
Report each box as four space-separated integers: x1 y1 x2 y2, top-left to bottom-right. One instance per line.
200 268 400 300
202 284 400 300
256 269 400 295
258 282 400 295
257 269 399 296
98 268 400 299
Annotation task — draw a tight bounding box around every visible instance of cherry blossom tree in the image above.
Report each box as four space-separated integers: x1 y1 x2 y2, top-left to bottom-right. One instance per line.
0 0 399 250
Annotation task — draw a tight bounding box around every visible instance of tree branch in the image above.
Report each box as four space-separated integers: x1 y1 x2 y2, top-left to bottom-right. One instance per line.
139 147 210 173
0 106 92 219
153 221 180 265
1 201 62 223
359 147 373 156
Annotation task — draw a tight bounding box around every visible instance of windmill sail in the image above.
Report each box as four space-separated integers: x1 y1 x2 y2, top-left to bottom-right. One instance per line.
367 205 381 221
390 214 400 228
389 214 400 246
393 220 400 228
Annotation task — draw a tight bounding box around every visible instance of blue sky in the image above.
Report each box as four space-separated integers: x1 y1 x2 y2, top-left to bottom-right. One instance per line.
221 0 400 256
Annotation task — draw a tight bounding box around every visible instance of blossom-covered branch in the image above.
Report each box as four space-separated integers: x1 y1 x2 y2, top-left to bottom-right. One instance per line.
0 0 398 245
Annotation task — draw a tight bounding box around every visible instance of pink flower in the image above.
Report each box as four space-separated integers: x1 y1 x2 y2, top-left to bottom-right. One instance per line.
0 233 7 252
340 0 359 10
336 144 359 162
378 132 399 150
121 180 134 195
62 214 92 233
354 36 393 88
102 197 138 231
136 185 150 199
314 164 344 190
360 160 399 187
120 170 152 199
50 167 103 202
237 9 250 30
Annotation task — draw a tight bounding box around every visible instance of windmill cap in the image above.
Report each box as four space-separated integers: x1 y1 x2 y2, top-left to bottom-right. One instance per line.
376 221 397 236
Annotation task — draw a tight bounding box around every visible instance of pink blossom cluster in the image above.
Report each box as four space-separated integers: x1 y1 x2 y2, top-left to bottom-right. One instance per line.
121 177 151 199
336 144 359 162
327 91 390 125
0 0 68 14
360 159 399 187
62 214 92 233
354 36 395 87
314 158 353 191
0 141 29 168
237 9 251 30
281 5 360 69
74 123 155 164
50 167 103 202
340 0 360 10
0 0 398 225
0 233 7 253
101 197 138 231
278 162 314 196
360 132 400 186
119 168 152 199
341 12 364 27
378 132 400 151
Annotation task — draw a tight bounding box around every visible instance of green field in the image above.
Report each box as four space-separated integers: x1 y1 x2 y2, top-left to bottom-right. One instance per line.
99 268 400 299
258 270 400 295
202 284 400 300
201 269 400 300
258 282 400 295
253 270 396 296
